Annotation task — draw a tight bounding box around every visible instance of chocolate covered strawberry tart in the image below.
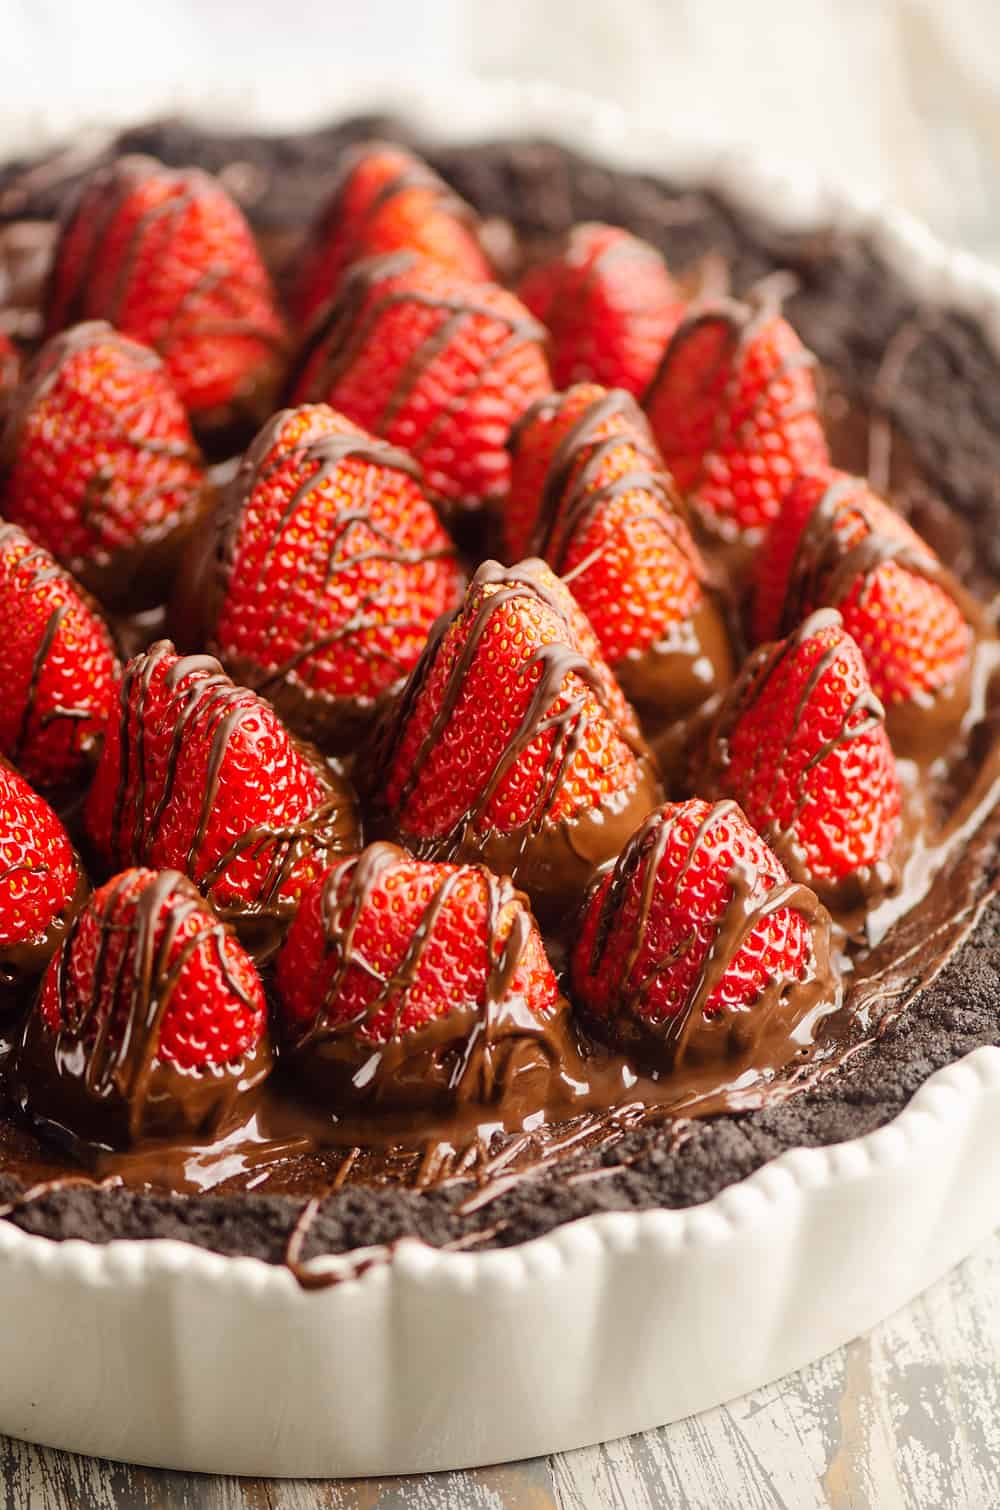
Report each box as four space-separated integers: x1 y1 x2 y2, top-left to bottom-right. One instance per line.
0 120 997 1280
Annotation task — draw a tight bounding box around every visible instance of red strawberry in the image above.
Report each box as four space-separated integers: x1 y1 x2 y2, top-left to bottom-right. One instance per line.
504 379 658 562
174 404 464 752
275 842 565 1112
507 385 733 726
291 141 492 330
752 468 973 733
20 867 270 1145
288 251 551 525
0 322 209 612
510 558 642 739
703 611 901 912
645 299 829 540
571 798 831 1073
0 524 120 794
44 155 287 427
84 642 360 954
518 223 684 397
0 756 87 1000
0 331 19 401
366 559 661 917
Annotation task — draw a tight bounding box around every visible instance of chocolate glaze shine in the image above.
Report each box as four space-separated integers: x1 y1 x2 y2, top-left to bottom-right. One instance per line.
13 870 272 1148
1 123 1000 1275
577 798 838 1074
30 602 999 1214
282 841 572 1120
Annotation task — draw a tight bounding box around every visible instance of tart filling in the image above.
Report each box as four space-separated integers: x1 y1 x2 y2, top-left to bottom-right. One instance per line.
0 121 996 1276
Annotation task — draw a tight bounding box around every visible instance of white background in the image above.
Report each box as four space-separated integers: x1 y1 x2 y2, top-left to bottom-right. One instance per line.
3 0 1000 255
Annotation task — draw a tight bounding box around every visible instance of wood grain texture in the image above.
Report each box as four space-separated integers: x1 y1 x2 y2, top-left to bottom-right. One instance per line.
4 1230 1000 1508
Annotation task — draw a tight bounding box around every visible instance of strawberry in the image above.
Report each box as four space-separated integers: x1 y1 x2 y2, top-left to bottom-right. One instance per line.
366 559 661 917
703 611 901 912
571 798 830 1072
44 154 287 427
0 756 87 999
84 642 360 954
645 298 829 540
291 141 492 330
504 380 660 562
510 558 642 739
174 404 464 752
275 841 564 1109
506 385 733 726
288 251 551 526
751 467 973 729
0 524 120 794
0 322 209 612
518 223 684 397
0 331 18 401
20 867 270 1145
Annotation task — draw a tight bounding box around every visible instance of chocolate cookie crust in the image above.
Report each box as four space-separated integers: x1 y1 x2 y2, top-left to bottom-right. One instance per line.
0 118 998 1264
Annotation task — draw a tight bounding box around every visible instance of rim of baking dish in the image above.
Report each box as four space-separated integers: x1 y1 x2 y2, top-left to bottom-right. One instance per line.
2 74 1000 1295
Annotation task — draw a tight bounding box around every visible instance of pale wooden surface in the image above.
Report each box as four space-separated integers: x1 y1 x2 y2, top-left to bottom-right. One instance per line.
5 4 1000 1506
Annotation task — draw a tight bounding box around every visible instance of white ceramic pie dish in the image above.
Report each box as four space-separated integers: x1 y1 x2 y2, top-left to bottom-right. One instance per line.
2 77 1000 1477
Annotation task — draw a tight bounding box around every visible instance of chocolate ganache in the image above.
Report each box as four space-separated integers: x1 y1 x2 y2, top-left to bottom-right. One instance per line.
0 120 999 1279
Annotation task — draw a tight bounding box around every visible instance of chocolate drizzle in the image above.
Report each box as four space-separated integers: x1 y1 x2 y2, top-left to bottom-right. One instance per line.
47 155 286 354
0 861 89 1007
15 870 272 1146
0 322 213 611
173 408 460 751
0 523 118 781
367 559 662 915
507 388 734 725
289 250 548 511
580 799 837 1073
106 642 360 952
704 608 899 916
646 294 824 541
287 841 570 1118
770 472 981 751
295 140 484 307
2 122 1000 1279
508 388 692 565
